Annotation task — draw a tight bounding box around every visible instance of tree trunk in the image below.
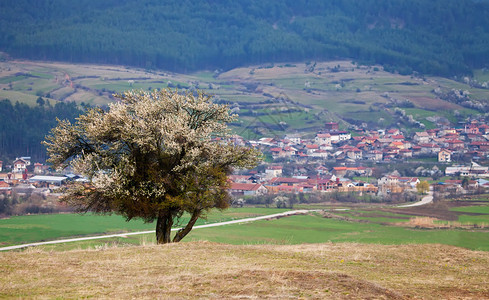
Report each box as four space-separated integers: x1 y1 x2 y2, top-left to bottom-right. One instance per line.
156 211 173 244
172 209 201 243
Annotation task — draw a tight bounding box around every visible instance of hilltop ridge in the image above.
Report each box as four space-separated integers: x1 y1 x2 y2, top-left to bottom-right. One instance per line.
1 0 489 76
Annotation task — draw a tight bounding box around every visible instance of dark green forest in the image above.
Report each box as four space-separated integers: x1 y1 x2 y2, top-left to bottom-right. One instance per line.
0 99 82 163
1 0 489 76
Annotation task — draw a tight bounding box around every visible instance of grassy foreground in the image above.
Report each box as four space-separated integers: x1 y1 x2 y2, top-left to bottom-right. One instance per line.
1 241 488 299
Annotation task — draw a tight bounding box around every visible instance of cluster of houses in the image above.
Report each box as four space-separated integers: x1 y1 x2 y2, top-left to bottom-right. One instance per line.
247 120 489 164
228 165 379 196
227 120 489 197
2 120 489 199
0 157 86 196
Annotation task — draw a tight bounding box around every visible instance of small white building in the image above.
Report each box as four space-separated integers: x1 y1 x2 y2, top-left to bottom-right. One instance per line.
265 166 283 179
315 133 332 146
12 159 28 173
284 134 301 145
330 131 351 142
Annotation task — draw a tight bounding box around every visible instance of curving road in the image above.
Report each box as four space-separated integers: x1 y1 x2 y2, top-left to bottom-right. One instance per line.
0 210 311 252
396 191 433 208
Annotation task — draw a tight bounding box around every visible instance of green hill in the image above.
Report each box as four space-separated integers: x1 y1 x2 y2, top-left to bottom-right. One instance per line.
1 0 489 76
1 59 487 162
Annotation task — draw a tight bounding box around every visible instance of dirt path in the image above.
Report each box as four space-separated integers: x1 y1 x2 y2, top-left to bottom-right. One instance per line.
0 210 311 251
397 191 433 208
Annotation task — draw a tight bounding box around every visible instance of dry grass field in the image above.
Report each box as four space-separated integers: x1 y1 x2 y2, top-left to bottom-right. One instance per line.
1 241 488 299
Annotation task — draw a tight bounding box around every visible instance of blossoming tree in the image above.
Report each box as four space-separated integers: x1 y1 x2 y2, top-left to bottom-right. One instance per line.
44 89 261 244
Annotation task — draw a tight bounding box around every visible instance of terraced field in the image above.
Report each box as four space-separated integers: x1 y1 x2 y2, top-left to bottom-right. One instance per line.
1 60 486 138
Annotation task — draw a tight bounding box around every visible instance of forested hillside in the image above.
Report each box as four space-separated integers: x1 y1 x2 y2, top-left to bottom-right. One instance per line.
1 0 489 76
0 99 82 162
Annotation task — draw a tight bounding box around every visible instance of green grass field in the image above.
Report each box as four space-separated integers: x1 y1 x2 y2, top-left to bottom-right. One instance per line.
474 69 489 82
0 208 289 247
3 200 489 252
450 205 489 225
333 210 412 223
11 206 488 252
180 213 489 251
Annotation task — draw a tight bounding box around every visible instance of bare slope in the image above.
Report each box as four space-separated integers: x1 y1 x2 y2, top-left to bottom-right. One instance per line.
1 242 488 299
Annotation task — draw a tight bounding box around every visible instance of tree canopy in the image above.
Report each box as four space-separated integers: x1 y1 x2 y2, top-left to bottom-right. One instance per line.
44 89 261 243
416 181 430 195
1 0 489 76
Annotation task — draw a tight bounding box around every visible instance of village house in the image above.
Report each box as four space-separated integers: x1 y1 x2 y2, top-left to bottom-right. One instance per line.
466 132 484 142
419 143 442 154
445 165 471 176
387 129 400 136
284 134 301 145
447 139 464 150
228 183 268 196
376 138 393 147
33 163 50 174
413 131 430 144
315 133 332 147
270 147 285 159
228 175 253 183
283 146 298 157
390 141 405 150
265 185 303 194
332 167 348 177
378 175 419 189
479 124 489 134
0 180 11 195
438 149 452 162
310 149 329 158
257 137 276 146
390 134 405 141
464 121 481 134
470 141 489 152
265 165 283 178
441 128 458 136
445 162 489 177
366 150 383 161
316 178 339 191
305 144 319 155
398 177 420 188
315 165 329 175
399 149 413 158
19 157 31 166
324 122 339 131
12 158 28 173
436 179 479 193
268 177 308 187
345 147 362 160
329 131 351 142
378 175 399 186
337 182 378 194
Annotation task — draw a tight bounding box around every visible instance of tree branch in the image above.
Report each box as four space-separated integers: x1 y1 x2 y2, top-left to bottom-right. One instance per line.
172 209 201 242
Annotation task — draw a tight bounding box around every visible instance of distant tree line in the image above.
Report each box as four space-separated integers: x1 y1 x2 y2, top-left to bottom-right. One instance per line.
1 0 488 76
0 99 82 163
